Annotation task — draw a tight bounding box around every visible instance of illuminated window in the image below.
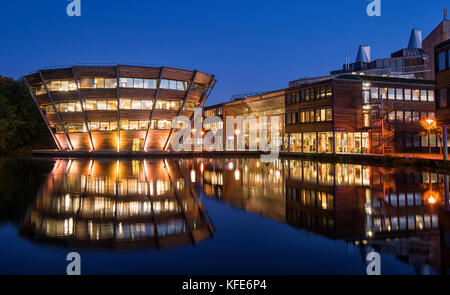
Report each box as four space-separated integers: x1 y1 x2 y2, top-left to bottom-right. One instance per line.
89 122 99 131
379 88 387 99
99 122 110 131
129 121 139 130
107 100 118 110
85 100 97 111
80 78 95 89
120 120 129 130
132 100 141 109
428 90 434 102
142 100 153 110
404 111 412 123
396 88 403 100
404 89 411 101
94 78 105 88
120 99 132 109
388 88 395 100
412 89 419 101
420 90 427 102
120 78 134 88
144 79 156 89
134 78 144 88
371 87 378 99
97 100 107 111
105 78 117 88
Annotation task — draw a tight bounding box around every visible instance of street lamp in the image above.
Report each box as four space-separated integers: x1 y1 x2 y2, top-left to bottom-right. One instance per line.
423 118 437 154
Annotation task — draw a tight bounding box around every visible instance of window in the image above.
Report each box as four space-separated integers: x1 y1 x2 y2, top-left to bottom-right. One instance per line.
142 100 153 110
388 112 395 122
428 90 434 102
132 100 141 110
80 78 95 89
396 111 404 123
144 79 156 89
85 100 97 111
325 108 333 121
160 79 169 89
439 89 448 108
371 87 378 99
388 88 395 100
99 122 110 131
438 51 446 71
364 113 370 127
107 100 118 110
105 78 117 88
396 88 403 100
404 89 411 101
120 78 134 88
177 81 187 91
326 85 332 97
363 90 370 104
134 78 144 88
120 99 132 109
94 78 105 88
97 100 107 111
129 121 139 130
404 111 412 123
412 89 419 101
380 88 387 99
420 90 427 102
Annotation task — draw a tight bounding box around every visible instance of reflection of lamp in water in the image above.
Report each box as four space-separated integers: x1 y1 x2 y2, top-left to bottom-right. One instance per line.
227 162 234 170
234 169 240 181
200 163 204 173
428 195 437 204
191 169 196 183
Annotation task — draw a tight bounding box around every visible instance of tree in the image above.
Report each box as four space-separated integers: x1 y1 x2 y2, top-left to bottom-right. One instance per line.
0 75 54 155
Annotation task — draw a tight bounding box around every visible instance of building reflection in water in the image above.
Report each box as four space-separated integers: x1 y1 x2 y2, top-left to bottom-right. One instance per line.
21 159 215 250
195 158 450 275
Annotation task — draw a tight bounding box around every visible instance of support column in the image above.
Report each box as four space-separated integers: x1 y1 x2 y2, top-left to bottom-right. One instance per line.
163 70 199 151
38 71 73 150
23 78 62 150
143 67 164 152
116 66 121 152
443 125 448 161
72 67 95 151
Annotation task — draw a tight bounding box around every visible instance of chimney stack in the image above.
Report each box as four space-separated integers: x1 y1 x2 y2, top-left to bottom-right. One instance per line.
355 45 371 63
407 29 422 49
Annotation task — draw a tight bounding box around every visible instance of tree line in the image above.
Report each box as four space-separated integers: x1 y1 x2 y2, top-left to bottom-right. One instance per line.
0 75 54 155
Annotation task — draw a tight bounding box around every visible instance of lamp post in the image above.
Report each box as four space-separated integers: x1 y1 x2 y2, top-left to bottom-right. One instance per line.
423 118 437 155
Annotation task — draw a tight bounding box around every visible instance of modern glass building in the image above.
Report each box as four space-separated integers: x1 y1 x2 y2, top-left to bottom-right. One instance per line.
24 65 216 152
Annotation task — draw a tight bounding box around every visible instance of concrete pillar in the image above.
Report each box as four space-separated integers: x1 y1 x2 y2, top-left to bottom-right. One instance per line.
445 175 449 210
443 126 448 161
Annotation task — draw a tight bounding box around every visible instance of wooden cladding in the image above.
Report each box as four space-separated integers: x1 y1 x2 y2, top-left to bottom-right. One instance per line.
24 65 216 151
74 66 116 77
118 65 160 79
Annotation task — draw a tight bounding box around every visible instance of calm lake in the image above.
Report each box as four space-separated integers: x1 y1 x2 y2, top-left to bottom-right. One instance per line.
0 157 449 275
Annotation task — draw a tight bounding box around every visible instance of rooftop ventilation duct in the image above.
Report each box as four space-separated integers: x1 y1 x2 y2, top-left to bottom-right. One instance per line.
355 45 371 63
407 29 422 49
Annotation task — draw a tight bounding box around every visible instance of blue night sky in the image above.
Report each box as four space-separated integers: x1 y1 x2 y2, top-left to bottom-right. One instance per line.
0 0 448 106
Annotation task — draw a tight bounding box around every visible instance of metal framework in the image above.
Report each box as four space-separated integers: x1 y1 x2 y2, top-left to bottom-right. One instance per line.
143 67 164 152
72 67 95 150
163 70 198 151
38 71 74 150
23 78 62 150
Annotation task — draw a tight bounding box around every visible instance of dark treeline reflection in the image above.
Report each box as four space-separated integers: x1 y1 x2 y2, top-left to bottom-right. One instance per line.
193 158 450 275
3 157 450 274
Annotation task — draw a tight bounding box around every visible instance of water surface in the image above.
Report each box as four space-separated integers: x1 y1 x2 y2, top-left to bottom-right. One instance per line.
0 157 449 275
